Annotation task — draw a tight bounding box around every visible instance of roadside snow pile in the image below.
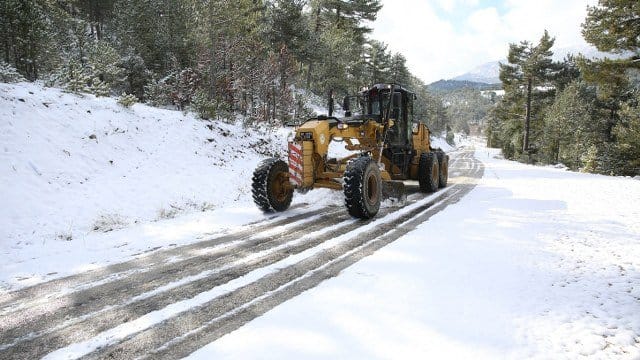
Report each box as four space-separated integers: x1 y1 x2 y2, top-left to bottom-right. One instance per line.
0 82 287 249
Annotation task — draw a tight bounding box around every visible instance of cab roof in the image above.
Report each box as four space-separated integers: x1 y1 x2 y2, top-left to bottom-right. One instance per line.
367 83 414 96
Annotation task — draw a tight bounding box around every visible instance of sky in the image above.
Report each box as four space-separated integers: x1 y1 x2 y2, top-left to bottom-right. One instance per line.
371 0 599 84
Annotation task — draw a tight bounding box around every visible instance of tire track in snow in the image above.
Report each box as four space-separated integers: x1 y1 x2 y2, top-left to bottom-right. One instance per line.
152 171 481 359
81 150 482 360
1 202 412 356
0 149 481 359
0 208 350 354
0 206 336 315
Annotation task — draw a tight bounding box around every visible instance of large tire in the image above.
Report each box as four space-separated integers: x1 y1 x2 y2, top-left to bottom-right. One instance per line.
252 158 293 212
418 152 439 193
436 151 449 188
344 156 382 219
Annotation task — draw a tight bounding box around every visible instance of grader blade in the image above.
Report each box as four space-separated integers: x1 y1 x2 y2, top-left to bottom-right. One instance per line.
382 180 407 203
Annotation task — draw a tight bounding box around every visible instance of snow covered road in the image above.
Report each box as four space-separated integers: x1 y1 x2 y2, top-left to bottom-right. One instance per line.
0 149 482 359
188 143 640 360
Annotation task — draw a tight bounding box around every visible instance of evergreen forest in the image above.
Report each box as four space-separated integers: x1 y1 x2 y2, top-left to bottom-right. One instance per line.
486 0 640 175
1 0 638 175
0 0 449 133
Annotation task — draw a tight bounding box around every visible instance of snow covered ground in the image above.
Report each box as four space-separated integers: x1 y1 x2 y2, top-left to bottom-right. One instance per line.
188 143 640 359
2 83 639 358
0 82 291 289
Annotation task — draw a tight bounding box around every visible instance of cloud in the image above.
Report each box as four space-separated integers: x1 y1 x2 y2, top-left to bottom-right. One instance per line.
468 7 500 34
371 0 598 84
372 0 461 83
437 0 480 13
502 0 594 47
436 0 456 13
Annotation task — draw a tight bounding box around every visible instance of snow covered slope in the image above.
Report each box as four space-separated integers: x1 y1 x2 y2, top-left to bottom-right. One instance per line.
1 83 289 281
452 61 501 84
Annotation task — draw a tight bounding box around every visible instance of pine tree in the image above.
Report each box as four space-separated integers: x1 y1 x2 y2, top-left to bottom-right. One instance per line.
364 40 391 85
315 24 359 95
579 0 640 175
202 0 270 119
304 0 382 93
86 40 124 92
389 53 411 86
0 0 57 80
120 52 150 100
266 0 312 63
581 0 640 139
613 92 640 175
553 55 581 92
63 59 91 93
582 0 640 56
111 0 195 76
326 0 382 42
0 60 26 82
497 30 558 158
408 75 449 134
0 0 436 136
542 81 601 168
76 0 115 40
444 88 493 136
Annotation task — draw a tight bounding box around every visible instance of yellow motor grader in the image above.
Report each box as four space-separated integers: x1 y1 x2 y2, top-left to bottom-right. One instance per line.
252 83 449 219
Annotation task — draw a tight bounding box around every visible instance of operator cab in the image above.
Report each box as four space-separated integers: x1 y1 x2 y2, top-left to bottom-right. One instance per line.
361 84 416 177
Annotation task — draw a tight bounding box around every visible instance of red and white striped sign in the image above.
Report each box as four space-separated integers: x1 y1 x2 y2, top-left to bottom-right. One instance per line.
288 142 303 186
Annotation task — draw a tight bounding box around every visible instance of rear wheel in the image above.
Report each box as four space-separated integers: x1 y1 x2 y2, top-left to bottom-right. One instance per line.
436 151 449 188
418 152 439 193
344 156 381 219
252 158 293 212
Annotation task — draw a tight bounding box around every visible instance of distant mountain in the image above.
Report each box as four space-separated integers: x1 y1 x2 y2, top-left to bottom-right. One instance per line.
450 44 607 85
426 79 501 93
430 44 609 93
452 61 501 84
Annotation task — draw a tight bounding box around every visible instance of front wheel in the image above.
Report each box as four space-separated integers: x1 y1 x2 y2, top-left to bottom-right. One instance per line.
344 156 382 219
252 158 293 212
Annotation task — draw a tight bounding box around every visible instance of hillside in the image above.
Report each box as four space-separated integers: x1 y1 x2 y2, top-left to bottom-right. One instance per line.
451 61 501 84
0 82 287 255
426 79 501 93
